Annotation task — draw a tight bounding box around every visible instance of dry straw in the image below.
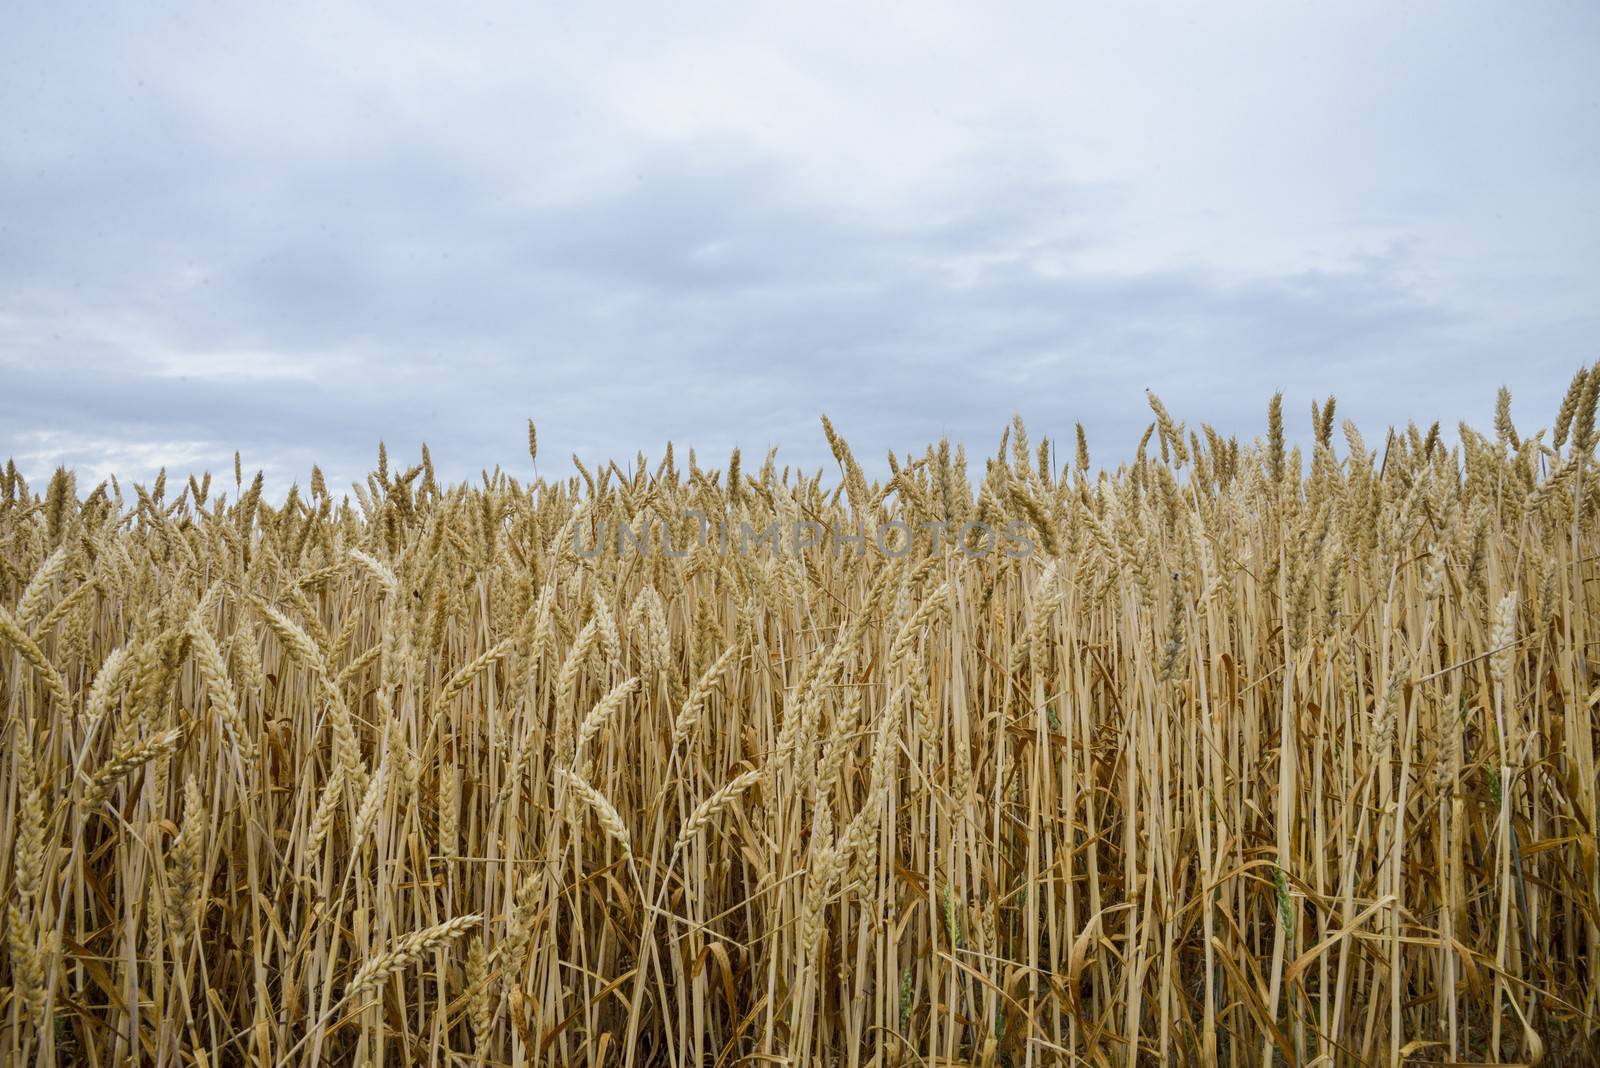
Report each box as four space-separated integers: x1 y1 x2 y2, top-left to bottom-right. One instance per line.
2 376 1597 1066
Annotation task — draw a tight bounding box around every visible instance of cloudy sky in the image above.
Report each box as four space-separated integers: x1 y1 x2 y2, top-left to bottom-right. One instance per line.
3 2 1597 494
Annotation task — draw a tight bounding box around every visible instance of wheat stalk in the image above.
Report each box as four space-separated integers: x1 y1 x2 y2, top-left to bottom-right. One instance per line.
345 914 482 999
3 377 1594 1067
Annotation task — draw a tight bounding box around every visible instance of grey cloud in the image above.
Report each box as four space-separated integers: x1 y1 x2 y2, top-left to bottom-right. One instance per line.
1 148 1480 488
2 2 1596 495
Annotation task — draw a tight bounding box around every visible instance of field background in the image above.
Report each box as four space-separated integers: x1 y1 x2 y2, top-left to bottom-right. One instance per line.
2 382 1598 1066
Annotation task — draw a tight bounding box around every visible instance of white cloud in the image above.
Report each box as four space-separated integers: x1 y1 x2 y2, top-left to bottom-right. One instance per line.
9 431 224 489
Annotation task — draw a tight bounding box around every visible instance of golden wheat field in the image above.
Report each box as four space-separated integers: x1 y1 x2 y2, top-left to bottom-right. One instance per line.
1 378 1598 1067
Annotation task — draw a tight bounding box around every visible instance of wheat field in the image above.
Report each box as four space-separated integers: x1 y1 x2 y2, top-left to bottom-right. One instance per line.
1 378 1598 1066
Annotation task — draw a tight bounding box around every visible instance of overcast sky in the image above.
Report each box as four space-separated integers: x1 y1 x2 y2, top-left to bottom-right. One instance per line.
3 2 1597 494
